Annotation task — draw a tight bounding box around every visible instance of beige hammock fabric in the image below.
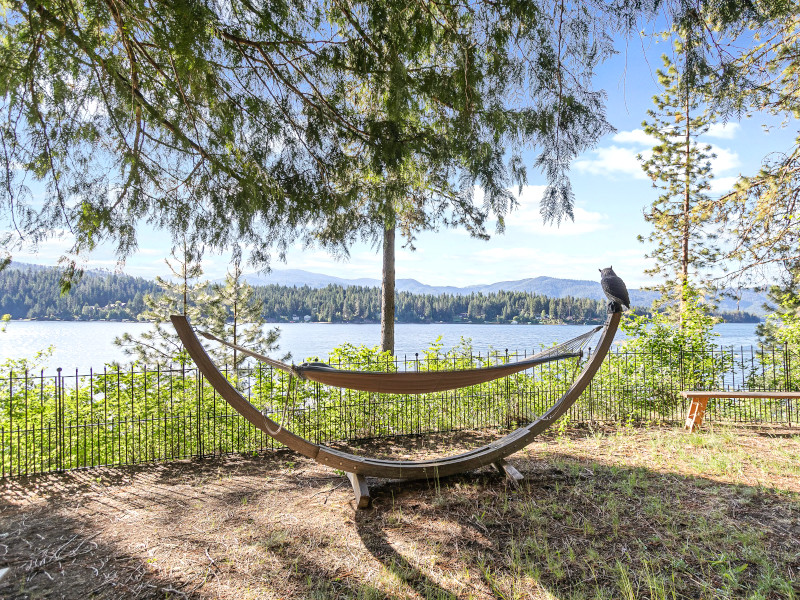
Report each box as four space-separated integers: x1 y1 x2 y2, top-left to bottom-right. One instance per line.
195 324 602 394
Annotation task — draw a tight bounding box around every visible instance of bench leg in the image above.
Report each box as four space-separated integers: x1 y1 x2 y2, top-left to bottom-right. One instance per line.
684 396 711 432
494 459 524 485
347 472 371 509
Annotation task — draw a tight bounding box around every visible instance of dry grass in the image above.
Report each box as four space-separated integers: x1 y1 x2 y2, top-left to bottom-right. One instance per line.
1 425 799 599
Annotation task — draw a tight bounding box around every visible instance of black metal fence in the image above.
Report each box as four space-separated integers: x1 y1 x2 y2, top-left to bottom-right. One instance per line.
1 344 798 478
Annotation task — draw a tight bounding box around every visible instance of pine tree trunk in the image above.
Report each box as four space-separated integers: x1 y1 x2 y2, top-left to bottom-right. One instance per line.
232 261 240 370
380 223 395 354
681 82 691 328
232 298 238 370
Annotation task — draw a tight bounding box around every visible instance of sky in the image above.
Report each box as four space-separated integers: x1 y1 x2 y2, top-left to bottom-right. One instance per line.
7 28 798 289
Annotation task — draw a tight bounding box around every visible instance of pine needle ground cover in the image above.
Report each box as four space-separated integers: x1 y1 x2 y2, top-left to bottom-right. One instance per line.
1 426 798 599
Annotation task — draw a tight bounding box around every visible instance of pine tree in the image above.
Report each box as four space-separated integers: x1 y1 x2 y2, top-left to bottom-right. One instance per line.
114 241 210 366
207 258 283 370
757 261 800 346
706 8 800 287
638 38 719 326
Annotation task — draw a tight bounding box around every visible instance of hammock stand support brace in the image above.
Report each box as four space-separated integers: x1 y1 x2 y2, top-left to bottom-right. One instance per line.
171 309 621 508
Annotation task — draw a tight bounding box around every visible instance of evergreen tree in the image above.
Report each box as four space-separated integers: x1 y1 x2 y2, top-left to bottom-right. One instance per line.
0 0 642 284
757 261 800 346
114 242 210 366
638 39 719 325
207 258 283 370
706 8 800 287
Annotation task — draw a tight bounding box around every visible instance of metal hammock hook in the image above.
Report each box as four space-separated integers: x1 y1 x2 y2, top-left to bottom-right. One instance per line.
572 346 590 380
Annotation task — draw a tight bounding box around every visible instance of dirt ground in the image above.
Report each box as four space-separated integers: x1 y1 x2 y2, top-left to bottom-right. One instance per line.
1 426 799 599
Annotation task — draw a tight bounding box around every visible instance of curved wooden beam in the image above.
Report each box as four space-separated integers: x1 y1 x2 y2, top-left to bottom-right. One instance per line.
171 311 620 480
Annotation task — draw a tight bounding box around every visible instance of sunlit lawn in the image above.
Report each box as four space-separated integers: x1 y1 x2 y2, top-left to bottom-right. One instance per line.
1 425 798 599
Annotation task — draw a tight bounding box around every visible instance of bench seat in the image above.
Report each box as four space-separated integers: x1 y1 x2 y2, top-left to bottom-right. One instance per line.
680 390 800 432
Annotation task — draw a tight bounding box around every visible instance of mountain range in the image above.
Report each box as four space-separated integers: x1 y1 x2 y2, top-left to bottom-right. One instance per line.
242 269 769 316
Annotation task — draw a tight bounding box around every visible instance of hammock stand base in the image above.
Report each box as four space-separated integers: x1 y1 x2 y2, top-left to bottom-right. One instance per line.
171 310 621 508
494 458 525 484
345 458 523 509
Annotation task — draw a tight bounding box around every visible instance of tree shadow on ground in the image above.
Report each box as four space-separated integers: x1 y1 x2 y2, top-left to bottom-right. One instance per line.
353 453 800 599
0 500 194 598
1 437 799 599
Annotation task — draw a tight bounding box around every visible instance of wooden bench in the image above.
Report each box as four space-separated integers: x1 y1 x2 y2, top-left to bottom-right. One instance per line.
681 391 800 432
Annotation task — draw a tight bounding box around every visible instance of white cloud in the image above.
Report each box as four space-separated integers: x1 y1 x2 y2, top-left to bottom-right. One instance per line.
706 122 740 140
507 193 610 235
573 146 651 179
426 245 652 287
4 231 74 264
612 129 658 146
471 186 611 235
709 145 740 173
573 136 740 184
709 175 740 195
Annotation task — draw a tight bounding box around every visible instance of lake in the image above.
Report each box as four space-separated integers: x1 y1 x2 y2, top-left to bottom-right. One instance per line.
0 320 762 373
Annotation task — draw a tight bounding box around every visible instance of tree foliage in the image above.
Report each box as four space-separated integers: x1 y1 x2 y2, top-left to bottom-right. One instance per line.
757 260 800 346
207 257 283 369
612 288 731 418
0 0 640 273
0 263 155 319
114 242 212 365
700 4 800 284
638 42 719 323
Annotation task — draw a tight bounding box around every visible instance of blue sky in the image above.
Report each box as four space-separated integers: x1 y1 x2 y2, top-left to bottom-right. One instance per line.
9 30 797 289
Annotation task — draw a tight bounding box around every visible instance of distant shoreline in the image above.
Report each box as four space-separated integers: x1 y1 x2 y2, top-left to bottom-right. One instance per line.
6 316 761 325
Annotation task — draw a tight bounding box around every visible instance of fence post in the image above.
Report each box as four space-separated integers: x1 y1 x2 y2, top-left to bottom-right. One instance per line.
56 367 63 472
505 349 510 429
786 343 793 426
587 348 593 423
196 367 204 459
5 369 12 478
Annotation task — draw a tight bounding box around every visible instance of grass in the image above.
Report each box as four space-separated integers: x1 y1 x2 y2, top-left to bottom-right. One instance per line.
0 425 798 599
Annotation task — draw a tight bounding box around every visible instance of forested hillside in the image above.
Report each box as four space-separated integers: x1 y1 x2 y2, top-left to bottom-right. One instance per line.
0 265 611 323
253 285 611 324
0 267 156 320
1 263 759 323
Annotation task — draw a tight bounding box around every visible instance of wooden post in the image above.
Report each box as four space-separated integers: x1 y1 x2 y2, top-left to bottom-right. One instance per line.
347 472 371 508
494 459 524 485
684 395 711 432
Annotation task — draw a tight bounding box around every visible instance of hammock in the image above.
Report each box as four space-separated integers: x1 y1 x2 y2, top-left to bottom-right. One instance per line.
194 324 602 394
170 271 628 506
171 311 621 480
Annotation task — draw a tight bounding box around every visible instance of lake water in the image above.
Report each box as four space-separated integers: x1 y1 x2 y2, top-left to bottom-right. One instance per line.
0 320 761 373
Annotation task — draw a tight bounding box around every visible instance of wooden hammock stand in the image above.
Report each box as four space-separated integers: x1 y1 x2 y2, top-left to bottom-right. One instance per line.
171 308 621 508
